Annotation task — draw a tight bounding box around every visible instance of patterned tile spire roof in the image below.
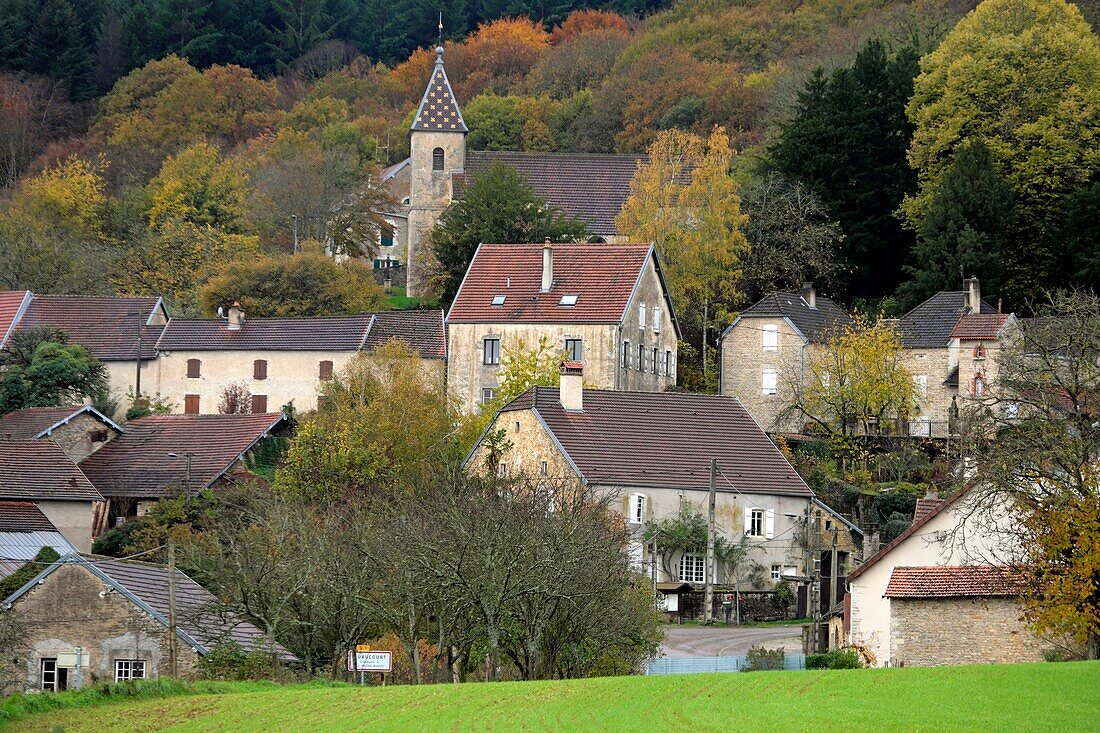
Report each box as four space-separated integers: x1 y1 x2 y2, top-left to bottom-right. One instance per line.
410 46 468 133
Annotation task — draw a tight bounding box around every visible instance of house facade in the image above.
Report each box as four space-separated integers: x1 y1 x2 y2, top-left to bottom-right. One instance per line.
846 487 1043 667
465 366 823 594
446 242 680 413
0 405 121 463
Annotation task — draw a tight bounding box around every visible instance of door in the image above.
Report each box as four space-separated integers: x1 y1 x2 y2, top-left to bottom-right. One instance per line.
41 658 59 691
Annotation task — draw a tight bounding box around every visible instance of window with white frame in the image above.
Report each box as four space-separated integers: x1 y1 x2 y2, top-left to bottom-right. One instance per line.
770 565 797 581
481 387 497 404
913 374 928 400
115 660 146 682
762 324 778 351
745 508 774 538
628 493 646 524
762 368 778 395
639 303 646 329
483 337 501 365
653 304 661 332
680 553 705 583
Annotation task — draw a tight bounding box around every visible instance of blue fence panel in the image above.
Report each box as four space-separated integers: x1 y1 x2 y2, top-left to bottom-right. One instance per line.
646 654 805 675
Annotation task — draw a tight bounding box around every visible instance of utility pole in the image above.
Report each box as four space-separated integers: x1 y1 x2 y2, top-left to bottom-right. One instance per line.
167 537 178 677
135 325 142 399
704 459 716 624
292 214 299 253
830 527 840 614
650 532 658 608
811 509 822 653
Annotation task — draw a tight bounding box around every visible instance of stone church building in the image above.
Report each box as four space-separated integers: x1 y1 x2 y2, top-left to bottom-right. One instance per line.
380 46 650 296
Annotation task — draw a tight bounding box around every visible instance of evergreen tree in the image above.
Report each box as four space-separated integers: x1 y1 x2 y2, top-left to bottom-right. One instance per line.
898 140 1013 310
768 39 919 301
25 0 95 99
0 0 30 70
1064 180 1100 286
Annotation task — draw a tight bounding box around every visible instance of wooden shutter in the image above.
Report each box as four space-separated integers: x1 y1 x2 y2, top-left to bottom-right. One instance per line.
744 509 753 535
251 394 268 413
253 359 268 380
319 360 333 380
184 394 200 414
765 509 775 539
186 359 201 378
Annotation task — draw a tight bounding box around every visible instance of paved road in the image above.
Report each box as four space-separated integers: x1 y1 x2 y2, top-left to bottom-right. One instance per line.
659 624 804 658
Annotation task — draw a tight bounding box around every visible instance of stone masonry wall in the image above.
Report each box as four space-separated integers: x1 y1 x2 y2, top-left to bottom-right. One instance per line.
889 597 1045 666
720 318 808 433
10 565 199 691
44 412 116 462
898 347 957 435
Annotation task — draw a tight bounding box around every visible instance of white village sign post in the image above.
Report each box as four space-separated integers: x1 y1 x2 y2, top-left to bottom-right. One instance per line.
348 646 392 686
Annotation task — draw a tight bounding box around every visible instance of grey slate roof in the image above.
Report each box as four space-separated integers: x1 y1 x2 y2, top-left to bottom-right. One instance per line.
733 291 852 343
4 554 295 660
492 388 812 497
410 47 467 133
0 440 103 502
896 291 996 348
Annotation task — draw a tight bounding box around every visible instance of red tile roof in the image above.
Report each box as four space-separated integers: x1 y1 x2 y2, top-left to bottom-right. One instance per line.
18 295 165 361
0 291 31 347
950 313 1011 341
156 311 446 359
449 243 674 328
0 440 103 502
491 388 813 496
0 405 121 439
79 413 285 500
885 565 1025 598
0 501 58 532
912 496 946 524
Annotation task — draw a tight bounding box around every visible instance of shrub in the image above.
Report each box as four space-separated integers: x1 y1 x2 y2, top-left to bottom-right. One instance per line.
199 643 275 680
743 645 784 672
806 649 862 669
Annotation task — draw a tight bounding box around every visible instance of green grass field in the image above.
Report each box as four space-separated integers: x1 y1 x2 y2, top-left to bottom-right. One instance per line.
6 662 1098 732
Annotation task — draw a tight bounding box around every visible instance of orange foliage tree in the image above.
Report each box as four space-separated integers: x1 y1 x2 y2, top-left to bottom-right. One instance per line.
549 9 629 45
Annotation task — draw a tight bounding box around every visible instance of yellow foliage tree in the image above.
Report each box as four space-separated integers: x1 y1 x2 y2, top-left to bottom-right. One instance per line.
14 155 109 239
147 142 250 233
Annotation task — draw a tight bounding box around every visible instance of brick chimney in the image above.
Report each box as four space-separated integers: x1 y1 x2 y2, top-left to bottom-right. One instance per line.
559 360 583 411
801 282 816 309
227 301 245 331
965 277 981 314
541 238 553 293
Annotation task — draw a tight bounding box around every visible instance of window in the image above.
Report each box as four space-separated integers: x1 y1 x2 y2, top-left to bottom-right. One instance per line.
639 303 647 329
317 395 330 411
483 337 501 365
628 493 646 524
251 394 268 413
514 421 520 433
565 338 583 362
652 347 659 375
665 350 673 377
770 565 797 581
629 542 644 571
973 374 986 397
974 343 987 359
491 294 506 307
762 325 778 351
913 374 927 400
186 358 201 378
762 368 778 395
481 387 497 404
540 460 548 476
745 508 775 538
319 360 334 380
622 341 631 369
184 394 200 414
432 147 444 171
497 461 509 478
653 304 661 333
41 658 60 691
680 554 705 583
559 294 578 307
115 660 146 682
253 359 268 380
638 344 646 372
380 224 394 248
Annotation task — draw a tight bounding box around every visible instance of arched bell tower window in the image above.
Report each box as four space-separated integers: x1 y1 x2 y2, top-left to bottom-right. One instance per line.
432 147 445 171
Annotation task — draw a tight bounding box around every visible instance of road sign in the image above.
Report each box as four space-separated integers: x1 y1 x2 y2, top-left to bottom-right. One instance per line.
354 650 392 672
724 593 735 602
356 644 372 652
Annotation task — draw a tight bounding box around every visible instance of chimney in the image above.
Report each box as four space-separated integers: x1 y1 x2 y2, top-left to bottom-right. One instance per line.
541 238 553 293
801 282 816 309
559 360 583 411
227 301 245 330
964 277 981 314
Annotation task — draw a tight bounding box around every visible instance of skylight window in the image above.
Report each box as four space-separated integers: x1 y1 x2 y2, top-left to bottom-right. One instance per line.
491 294 506 306
559 294 579 307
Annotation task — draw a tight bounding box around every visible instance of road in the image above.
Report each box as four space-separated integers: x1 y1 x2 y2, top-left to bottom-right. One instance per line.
659 624 805 658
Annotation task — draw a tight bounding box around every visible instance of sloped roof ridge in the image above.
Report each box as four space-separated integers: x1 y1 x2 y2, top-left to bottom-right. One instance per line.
410 46 467 133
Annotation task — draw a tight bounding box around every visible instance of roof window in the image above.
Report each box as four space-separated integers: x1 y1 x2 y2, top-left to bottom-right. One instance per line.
491 294 506 306
559 294 579 307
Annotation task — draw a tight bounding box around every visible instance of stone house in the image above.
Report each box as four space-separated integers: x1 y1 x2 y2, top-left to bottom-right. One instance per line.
150 305 445 415
465 364 820 595
446 241 680 413
0 405 122 462
718 283 852 433
845 486 1043 667
79 412 287 521
2 554 292 691
381 47 670 295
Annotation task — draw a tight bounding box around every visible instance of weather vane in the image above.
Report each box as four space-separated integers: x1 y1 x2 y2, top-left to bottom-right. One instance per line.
438 12 443 45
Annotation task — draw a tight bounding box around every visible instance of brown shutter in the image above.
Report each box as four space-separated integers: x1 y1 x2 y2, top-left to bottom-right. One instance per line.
186 359 201 378
251 394 268 413
253 359 268 380
184 394 200 414
319 360 333 380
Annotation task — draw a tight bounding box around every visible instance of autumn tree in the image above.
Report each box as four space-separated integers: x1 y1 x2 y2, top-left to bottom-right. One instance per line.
549 9 629 45
904 0 1100 306
147 142 250 232
199 244 386 317
0 73 76 186
447 18 550 99
218 382 253 414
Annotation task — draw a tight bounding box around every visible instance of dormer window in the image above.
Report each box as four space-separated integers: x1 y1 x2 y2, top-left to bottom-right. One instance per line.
559 294 578 306
491 294 506 307
432 147 444 171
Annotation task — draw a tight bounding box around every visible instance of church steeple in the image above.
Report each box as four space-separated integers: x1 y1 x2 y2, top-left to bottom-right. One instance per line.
410 46 467 134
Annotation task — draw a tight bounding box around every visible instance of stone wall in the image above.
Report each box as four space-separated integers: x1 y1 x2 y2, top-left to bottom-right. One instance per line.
719 317 809 433
898 347 957 435
889 597 1045 666
45 412 117 462
407 128 465 296
8 564 199 691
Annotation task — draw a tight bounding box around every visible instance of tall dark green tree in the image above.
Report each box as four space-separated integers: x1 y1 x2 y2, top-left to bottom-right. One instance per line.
25 0 95 99
897 140 1014 310
1064 180 1100 287
767 39 919 301
430 162 587 307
